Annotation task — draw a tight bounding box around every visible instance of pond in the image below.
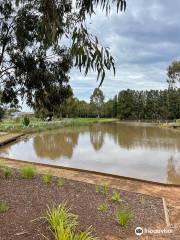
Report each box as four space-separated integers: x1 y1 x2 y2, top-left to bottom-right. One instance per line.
0 122 180 184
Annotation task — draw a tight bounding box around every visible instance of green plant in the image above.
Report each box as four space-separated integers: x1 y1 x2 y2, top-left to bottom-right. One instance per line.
22 116 30 127
0 202 9 213
42 172 53 184
97 202 108 212
57 177 65 187
95 185 109 196
3 167 13 178
21 166 36 179
116 208 133 227
43 204 97 240
111 191 121 203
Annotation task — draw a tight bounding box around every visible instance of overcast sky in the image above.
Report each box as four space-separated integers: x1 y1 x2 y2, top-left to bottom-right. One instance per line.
70 0 180 102
22 0 180 110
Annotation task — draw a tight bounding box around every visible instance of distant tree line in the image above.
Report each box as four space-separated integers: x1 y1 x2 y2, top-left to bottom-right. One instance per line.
34 87 180 121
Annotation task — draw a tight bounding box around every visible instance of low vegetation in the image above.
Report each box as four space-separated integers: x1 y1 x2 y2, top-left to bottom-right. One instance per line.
97 202 108 212
0 202 9 213
95 185 109 196
3 167 13 178
44 203 97 240
0 118 114 134
21 166 36 179
116 208 133 227
42 172 53 184
111 191 121 203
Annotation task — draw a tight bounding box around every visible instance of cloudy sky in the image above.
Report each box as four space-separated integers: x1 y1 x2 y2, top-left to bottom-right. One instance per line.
70 0 180 102
22 0 180 110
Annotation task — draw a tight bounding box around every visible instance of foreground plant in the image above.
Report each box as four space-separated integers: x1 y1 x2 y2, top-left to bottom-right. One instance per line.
44 203 97 240
95 185 109 196
21 166 36 179
97 202 108 212
42 172 53 184
111 191 121 203
3 167 13 179
0 202 9 213
116 208 133 227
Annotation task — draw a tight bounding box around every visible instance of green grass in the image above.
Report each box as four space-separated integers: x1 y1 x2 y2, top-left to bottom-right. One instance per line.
116 208 133 227
97 202 108 212
42 172 53 184
57 177 65 187
95 184 109 196
0 118 115 134
44 203 97 240
0 202 9 213
21 166 36 179
111 191 121 203
3 167 13 178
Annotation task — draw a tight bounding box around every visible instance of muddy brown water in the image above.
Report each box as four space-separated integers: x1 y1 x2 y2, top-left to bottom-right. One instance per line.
0 122 180 184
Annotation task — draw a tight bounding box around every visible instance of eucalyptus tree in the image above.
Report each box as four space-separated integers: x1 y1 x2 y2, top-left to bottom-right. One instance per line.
0 0 126 113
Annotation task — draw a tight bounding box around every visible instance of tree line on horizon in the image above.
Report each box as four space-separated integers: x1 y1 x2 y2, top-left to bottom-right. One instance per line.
34 87 180 121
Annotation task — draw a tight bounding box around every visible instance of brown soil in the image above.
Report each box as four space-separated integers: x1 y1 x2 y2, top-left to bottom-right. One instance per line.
0 169 170 240
0 133 23 146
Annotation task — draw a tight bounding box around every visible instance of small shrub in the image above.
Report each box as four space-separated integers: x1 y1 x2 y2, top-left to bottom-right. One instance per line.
0 202 9 213
21 166 36 179
95 184 109 196
42 172 53 184
22 117 30 127
97 202 108 212
46 203 78 232
111 191 121 203
57 177 65 187
116 208 133 227
44 204 97 240
3 167 13 178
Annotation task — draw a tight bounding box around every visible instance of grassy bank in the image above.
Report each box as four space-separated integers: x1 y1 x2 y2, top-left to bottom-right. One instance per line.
0 118 116 134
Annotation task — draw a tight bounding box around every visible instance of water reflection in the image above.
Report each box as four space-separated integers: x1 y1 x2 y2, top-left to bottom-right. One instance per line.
167 156 180 184
33 130 79 160
0 122 180 184
89 125 105 151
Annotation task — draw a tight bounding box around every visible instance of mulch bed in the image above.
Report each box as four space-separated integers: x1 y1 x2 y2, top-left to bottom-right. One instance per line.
0 169 167 240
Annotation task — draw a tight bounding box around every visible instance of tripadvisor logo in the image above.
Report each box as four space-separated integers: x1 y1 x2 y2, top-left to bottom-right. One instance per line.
135 227 143 236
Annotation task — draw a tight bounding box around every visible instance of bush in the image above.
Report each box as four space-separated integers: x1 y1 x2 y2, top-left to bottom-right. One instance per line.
21 166 36 179
22 116 30 127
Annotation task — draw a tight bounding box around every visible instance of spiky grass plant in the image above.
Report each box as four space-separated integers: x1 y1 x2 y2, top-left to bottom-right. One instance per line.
3 167 13 178
44 203 97 240
111 191 121 203
21 166 36 179
0 202 9 213
97 202 108 212
116 208 133 227
42 172 53 184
